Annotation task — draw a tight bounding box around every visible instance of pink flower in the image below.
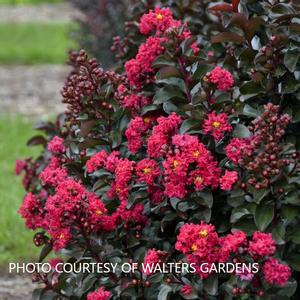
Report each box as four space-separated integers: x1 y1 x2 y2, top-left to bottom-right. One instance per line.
220 170 238 190
87 287 111 300
39 157 67 187
225 138 254 164
147 113 182 158
139 7 180 35
15 159 26 175
52 228 72 251
125 36 165 87
86 150 108 173
49 258 63 271
125 117 151 154
181 284 193 295
143 249 160 275
263 258 291 286
191 42 200 55
122 93 151 110
248 232 276 257
219 231 246 261
136 158 161 185
207 66 234 91
202 111 232 141
18 192 45 230
148 186 165 204
47 136 65 154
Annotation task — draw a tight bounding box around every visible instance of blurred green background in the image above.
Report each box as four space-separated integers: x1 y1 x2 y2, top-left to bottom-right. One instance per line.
0 0 73 266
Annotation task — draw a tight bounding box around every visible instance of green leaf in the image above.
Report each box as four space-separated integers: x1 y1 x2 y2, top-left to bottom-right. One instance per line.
230 208 250 223
152 55 176 68
163 102 179 114
285 191 300 205
153 86 184 105
38 243 52 263
156 66 181 80
192 64 213 80
282 206 299 220
233 124 251 138
110 130 122 149
180 119 200 134
284 49 300 73
290 230 300 244
272 223 286 245
203 275 218 296
277 280 297 297
242 104 260 117
287 254 300 271
157 77 186 92
255 202 274 231
157 284 172 300
282 78 300 94
240 81 262 96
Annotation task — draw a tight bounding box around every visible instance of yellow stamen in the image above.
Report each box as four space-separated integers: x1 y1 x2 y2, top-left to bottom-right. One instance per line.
191 244 198 252
212 121 221 128
173 160 179 169
143 167 152 174
193 150 200 158
116 187 121 193
195 176 204 184
199 229 208 238
59 234 64 239
96 209 103 216
144 117 150 124
156 13 163 20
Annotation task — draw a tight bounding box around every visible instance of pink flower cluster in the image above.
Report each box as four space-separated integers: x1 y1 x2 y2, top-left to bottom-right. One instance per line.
262 258 291 287
125 36 165 87
139 7 181 35
176 223 291 285
202 111 232 141
225 137 254 164
125 116 153 154
248 231 276 257
206 66 234 91
86 150 148 229
87 287 111 300
147 113 182 158
47 136 65 154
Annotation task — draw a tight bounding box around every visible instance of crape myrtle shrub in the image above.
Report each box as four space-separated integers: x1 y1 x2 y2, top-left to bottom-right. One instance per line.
17 0 300 299
69 0 213 68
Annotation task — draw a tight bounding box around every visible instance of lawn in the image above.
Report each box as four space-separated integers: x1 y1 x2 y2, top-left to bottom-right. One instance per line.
0 117 42 266
0 23 76 64
0 0 62 4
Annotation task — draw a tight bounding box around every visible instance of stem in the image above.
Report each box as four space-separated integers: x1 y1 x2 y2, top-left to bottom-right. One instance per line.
178 57 192 103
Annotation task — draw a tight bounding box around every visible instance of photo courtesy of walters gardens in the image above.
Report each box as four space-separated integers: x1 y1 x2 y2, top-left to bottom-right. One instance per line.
2 0 300 299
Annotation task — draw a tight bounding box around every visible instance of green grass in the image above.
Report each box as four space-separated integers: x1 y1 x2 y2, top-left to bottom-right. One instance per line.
0 117 42 266
0 23 76 65
0 0 63 5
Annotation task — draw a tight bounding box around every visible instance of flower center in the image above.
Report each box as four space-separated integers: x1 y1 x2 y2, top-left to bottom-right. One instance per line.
59 234 65 239
143 167 152 174
195 176 204 184
172 160 179 169
116 187 121 193
191 244 198 252
156 13 163 20
144 117 150 124
96 209 103 216
193 150 200 158
212 121 221 128
199 229 208 238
